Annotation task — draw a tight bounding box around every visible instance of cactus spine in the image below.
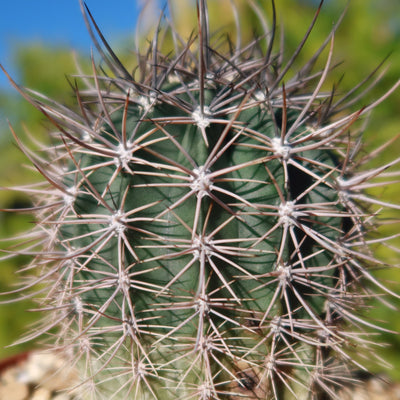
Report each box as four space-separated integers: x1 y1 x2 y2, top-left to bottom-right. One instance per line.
1 1 400 399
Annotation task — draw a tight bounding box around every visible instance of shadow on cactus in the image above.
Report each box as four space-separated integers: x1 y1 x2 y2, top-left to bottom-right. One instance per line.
1 0 399 399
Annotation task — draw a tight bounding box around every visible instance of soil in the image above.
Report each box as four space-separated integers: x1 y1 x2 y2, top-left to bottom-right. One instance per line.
0 350 399 399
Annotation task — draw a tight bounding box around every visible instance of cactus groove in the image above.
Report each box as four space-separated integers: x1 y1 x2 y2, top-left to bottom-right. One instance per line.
1 1 400 399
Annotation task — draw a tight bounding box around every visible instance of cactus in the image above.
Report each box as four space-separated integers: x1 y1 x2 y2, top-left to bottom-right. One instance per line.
1 0 399 399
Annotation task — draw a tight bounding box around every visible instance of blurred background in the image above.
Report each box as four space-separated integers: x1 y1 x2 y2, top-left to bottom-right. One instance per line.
0 0 399 380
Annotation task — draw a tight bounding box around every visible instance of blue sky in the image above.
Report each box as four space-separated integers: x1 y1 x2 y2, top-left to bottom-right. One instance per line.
0 0 147 90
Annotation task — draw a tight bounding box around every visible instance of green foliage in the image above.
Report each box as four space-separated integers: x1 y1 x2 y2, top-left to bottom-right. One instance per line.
0 45 89 358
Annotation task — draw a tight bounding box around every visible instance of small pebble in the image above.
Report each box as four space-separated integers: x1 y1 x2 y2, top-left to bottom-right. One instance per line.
0 350 77 400
31 387 51 400
52 394 72 400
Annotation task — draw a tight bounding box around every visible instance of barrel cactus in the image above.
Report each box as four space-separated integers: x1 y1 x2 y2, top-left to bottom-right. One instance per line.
1 0 399 399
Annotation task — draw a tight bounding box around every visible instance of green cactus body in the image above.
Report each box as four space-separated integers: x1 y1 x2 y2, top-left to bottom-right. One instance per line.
1 1 399 399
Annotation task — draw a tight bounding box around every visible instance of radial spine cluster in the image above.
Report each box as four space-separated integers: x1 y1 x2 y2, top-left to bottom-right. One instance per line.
1 1 400 399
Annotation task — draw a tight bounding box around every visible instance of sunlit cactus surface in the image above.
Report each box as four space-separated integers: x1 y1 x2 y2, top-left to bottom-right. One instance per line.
1 0 400 399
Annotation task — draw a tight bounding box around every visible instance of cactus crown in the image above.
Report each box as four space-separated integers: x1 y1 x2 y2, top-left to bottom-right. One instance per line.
1 0 400 399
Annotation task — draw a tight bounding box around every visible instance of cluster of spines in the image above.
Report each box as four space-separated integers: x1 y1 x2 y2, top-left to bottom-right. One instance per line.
1 1 400 399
